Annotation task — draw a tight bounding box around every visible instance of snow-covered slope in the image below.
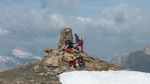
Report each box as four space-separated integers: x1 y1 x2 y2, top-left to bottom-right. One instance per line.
59 71 150 84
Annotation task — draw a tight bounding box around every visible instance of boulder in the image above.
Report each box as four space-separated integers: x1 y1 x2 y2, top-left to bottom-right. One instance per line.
43 55 63 67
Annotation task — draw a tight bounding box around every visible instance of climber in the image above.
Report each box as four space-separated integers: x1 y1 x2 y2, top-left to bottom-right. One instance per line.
75 38 84 52
65 39 74 48
69 58 76 68
66 47 72 53
74 46 79 51
65 39 74 53
74 34 80 43
75 54 85 70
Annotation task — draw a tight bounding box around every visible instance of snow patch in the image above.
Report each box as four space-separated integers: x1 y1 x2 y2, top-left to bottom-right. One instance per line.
59 71 150 84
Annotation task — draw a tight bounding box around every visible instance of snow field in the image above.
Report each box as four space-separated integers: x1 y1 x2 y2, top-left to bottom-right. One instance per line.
59 71 150 84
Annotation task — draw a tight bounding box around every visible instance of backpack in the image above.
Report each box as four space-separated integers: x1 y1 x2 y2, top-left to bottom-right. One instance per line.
64 53 76 62
65 40 74 48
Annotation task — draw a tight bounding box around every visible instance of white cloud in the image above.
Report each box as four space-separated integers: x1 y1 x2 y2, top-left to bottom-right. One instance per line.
68 4 150 58
0 1 150 60
99 4 140 33
0 27 10 36
49 14 66 27
34 56 42 60
77 17 91 22
12 48 32 58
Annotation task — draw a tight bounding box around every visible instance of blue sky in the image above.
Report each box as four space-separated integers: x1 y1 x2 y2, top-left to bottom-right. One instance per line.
0 0 150 61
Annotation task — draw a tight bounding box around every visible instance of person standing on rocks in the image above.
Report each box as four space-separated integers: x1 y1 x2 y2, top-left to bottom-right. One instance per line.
74 34 80 43
74 53 85 70
78 38 84 52
65 39 74 53
74 34 84 52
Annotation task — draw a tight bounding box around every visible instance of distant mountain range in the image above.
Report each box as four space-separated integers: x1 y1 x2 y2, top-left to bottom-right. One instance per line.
111 47 150 72
0 55 36 72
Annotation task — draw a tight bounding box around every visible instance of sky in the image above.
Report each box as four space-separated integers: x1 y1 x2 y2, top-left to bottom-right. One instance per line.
0 0 150 60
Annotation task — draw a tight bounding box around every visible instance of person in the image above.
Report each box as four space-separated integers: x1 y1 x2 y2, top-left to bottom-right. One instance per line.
75 38 84 52
74 54 85 70
65 39 74 53
74 34 80 43
66 47 72 53
69 59 76 68
65 39 74 48
74 44 79 51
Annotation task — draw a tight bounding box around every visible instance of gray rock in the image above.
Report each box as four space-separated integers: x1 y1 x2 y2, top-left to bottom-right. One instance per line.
57 28 73 48
33 65 40 72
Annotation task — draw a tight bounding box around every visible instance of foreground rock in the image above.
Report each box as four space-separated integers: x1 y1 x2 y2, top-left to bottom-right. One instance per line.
0 28 124 84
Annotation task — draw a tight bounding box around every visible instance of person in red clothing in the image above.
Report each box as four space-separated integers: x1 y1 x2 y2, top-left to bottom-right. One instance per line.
78 38 84 52
75 37 84 52
66 47 72 53
69 60 76 68
65 39 74 53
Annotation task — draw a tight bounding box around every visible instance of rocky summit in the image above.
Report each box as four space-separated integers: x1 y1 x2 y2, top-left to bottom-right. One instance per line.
0 28 124 84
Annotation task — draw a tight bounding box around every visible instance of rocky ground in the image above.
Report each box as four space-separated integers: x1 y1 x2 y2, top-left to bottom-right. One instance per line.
0 28 124 84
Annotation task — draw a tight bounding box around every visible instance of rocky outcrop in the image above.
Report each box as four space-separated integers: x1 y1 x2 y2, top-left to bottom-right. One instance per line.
43 49 63 67
144 47 150 55
57 28 73 49
0 28 124 84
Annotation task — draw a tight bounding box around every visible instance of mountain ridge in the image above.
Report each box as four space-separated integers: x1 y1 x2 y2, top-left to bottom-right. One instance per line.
111 47 150 72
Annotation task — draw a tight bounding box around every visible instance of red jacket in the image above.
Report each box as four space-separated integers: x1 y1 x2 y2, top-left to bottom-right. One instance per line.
78 38 83 46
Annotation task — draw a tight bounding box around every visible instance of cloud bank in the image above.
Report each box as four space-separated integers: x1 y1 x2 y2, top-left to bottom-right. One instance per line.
0 0 150 61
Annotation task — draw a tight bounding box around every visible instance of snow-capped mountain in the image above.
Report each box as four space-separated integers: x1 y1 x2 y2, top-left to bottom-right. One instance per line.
0 56 17 72
0 55 39 72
